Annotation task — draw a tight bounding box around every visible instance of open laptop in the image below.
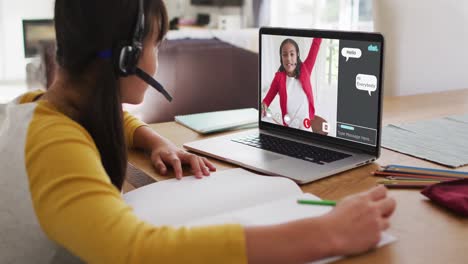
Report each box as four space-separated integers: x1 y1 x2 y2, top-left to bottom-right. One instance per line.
184 27 384 184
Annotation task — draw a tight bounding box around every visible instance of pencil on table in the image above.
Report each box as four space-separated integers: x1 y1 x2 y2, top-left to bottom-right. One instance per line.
382 183 431 189
377 179 441 185
372 171 458 181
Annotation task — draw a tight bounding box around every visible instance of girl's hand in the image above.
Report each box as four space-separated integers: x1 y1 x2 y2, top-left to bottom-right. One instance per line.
150 141 216 180
323 185 396 256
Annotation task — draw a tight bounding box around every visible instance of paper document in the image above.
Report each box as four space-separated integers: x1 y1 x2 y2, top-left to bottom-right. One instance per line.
382 114 468 168
123 168 396 263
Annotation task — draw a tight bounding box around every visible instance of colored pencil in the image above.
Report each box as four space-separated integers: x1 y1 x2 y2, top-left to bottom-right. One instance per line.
384 165 468 178
297 199 337 206
381 183 430 189
385 176 451 182
377 179 440 185
372 171 461 181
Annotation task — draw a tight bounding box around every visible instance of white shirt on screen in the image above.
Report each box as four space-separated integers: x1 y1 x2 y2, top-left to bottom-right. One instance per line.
286 76 311 131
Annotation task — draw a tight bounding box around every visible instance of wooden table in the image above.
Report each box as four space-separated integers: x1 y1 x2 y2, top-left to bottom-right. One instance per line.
125 89 468 264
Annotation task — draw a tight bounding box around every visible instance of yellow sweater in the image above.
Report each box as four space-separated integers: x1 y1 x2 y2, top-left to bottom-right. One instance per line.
0 90 246 263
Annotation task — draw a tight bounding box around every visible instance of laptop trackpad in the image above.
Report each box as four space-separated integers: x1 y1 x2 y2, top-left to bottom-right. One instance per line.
258 152 283 162
237 151 283 164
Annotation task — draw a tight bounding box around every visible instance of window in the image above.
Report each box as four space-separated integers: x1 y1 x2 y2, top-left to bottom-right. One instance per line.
268 0 374 31
324 39 339 86
265 0 373 88
0 1 4 80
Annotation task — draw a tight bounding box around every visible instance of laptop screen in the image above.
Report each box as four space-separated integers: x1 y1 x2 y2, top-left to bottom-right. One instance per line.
260 28 383 152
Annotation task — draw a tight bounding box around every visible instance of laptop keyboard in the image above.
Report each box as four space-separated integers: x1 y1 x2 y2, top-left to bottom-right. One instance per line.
232 134 351 165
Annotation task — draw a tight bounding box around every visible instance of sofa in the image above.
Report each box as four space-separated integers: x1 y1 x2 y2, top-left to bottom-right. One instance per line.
28 37 259 124
130 38 259 123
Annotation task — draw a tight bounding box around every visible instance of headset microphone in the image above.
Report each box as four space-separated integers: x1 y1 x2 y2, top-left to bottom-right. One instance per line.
135 67 172 101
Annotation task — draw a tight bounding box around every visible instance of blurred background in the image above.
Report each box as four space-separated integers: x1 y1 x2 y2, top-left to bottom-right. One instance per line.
0 0 466 120
0 0 373 103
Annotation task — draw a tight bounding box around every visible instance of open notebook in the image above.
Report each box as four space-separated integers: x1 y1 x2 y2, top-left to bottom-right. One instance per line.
123 168 396 263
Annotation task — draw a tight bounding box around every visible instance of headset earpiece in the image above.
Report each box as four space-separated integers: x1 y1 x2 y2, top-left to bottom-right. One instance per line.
114 0 172 102
117 0 144 76
118 44 141 76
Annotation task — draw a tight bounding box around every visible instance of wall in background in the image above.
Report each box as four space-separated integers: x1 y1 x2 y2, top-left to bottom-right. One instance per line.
3 0 467 97
374 0 468 96
0 0 55 81
0 0 4 80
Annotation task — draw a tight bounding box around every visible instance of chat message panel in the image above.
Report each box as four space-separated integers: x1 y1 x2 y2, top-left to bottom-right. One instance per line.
336 40 382 146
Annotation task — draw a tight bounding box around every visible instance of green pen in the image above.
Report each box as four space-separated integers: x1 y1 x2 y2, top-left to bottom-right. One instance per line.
297 199 337 206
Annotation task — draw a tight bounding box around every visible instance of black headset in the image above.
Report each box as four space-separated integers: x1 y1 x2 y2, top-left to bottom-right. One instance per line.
117 0 173 102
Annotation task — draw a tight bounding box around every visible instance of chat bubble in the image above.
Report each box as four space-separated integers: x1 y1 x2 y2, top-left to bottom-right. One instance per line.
341 48 362 61
356 74 378 96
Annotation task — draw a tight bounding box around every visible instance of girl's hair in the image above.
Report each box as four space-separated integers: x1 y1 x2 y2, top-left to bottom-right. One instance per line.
278 38 302 79
54 0 168 189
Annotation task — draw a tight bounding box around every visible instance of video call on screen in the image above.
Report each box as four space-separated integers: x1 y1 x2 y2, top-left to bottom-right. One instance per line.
261 34 382 146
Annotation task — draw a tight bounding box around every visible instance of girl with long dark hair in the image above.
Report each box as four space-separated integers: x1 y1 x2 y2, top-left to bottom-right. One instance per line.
0 1 395 263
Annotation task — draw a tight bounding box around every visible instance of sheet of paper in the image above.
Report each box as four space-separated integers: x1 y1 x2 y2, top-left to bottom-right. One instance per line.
123 168 302 226
447 114 468 124
185 193 396 264
382 115 468 167
185 193 329 227
124 168 397 263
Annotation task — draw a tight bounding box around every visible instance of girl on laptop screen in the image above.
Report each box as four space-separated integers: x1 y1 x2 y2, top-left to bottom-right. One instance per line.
262 37 329 135
0 0 396 263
